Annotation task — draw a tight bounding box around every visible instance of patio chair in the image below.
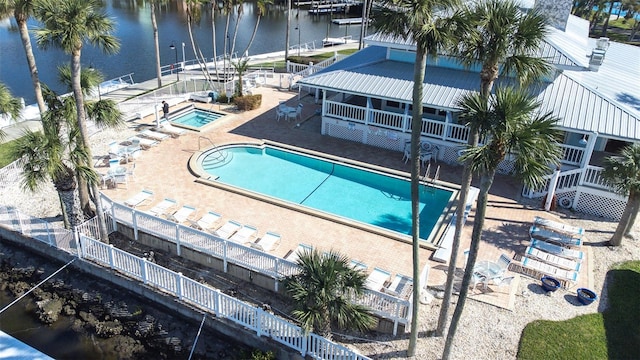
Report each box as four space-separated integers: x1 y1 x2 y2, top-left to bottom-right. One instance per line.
530 239 584 261
229 224 258 244
128 135 158 149
286 104 303 122
139 129 170 141
533 216 584 238
518 257 579 285
384 274 413 297
496 254 512 272
166 205 196 224
285 243 313 263
188 211 222 231
124 189 153 208
364 267 391 291
525 247 582 272
147 198 177 217
157 119 186 137
275 106 285 122
251 232 281 252
212 220 242 240
530 226 582 248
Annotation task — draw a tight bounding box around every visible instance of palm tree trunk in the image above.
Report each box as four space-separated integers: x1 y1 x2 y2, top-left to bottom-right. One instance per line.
230 7 242 58
624 193 639 236
16 17 46 117
601 1 615 36
285 0 291 61
151 1 162 88
59 188 84 228
407 45 426 357
70 50 109 242
442 169 496 360
611 190 639 245
211 3 221 85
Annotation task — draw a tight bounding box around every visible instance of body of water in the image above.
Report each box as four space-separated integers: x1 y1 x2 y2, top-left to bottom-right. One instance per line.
0 0 365 103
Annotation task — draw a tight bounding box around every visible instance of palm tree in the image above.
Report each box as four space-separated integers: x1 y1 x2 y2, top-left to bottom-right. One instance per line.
231 58 250 96
442 86 562 359
284 249 376 339
601 143 640 246
33 0 120 241
0 82 21 120
241 0 273 57
372 0 461 354
150 0 163 88
11 86 89 228
0 0 46 117
436 0 551 336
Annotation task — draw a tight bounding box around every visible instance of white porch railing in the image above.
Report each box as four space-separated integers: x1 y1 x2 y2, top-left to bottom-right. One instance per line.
100 194 411 333
523 165 612 198
0 158 24 189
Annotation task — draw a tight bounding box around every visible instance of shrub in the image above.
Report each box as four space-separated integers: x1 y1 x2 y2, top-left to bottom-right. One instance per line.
217 93 228 104
234 94 262 111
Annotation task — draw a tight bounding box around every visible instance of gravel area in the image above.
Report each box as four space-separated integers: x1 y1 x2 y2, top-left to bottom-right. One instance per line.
1 125 639 359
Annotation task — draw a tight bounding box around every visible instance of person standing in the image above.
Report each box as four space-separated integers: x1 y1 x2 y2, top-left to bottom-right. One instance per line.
162 100 169 119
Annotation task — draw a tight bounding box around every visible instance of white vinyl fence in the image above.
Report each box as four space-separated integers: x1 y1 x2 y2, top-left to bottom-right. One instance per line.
99 193 412 335
0 204 372 359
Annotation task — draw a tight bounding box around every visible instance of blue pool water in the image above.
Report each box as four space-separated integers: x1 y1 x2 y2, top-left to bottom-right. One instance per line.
199 145 455 241
171 109 225 128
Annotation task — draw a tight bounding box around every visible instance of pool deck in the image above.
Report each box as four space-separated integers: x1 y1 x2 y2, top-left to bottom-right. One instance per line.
97 85 594 310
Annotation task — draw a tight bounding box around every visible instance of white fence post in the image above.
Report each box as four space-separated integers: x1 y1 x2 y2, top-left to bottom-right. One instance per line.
256 308 263 337
108 244 115 268
214 289 221 317
176 272 183 300
175 226 181 256
141 257 148 284
132 210 139 241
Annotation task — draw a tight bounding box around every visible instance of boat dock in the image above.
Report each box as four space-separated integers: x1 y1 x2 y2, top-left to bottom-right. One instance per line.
332 17 364 25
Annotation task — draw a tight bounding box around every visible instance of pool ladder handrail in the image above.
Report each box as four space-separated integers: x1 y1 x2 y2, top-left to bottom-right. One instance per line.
198 136 229 164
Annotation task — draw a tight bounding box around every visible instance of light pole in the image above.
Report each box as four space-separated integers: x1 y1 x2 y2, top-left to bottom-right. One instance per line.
181 42 186 69
295 24 301 57
88 64 101 100
169 42 179 81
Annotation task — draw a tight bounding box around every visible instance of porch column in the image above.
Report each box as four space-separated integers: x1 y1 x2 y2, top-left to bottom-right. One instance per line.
402 104 410 133
443 111 452 141
580 131 598 168
366 97 373 125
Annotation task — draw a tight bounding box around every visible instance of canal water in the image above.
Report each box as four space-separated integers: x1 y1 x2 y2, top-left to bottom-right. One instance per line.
0 0 365 103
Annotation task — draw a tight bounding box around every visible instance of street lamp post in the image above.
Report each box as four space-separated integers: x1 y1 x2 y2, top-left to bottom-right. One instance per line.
295 24 301 57
181 42 186 70
169 42 179 81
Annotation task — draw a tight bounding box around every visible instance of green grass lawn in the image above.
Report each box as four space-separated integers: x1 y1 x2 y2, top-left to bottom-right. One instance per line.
252 48 358 70
517 261 640 359
0 139 19 168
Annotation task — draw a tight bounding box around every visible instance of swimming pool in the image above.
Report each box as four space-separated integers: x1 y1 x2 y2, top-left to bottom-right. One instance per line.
192 143 456 243
170 106 226 130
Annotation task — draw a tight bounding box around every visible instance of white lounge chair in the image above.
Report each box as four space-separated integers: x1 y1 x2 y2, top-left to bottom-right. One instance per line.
138 129 170 141
365 267 391 291
525 247 581 272
213 220 242 240
157 119 186 137
147 198 177 217
517 257 579 285
166 205 196 223
229 225 258 244
534 216 584 237
530 226 582 248
531 239 584 261
285 243 312 263
251 232 281 252
188 211 222 231
384 274 413 297
124 189 153 208
128 135 158 149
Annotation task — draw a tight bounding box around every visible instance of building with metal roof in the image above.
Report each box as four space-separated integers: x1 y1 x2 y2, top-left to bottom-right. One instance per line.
297 4 640 220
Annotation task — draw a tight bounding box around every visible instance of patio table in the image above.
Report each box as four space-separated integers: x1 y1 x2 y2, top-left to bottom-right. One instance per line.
473 260 504 289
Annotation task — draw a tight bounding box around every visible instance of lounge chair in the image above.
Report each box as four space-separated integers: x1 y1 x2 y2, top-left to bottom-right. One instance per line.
285 243 312 263
384 274 413 297
531 239 584 261
128 135 158 149
188 211 222 231
147 198 177 217
229 225 258 244
525 247 582 272
138 129 170 141
517 257 579 285
124 189 154 208
534 216 584 237
213 220 242 240
529 226 582 248
365 267 391 291
166 205 196 223
251 232 281 252
157 119 186 137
